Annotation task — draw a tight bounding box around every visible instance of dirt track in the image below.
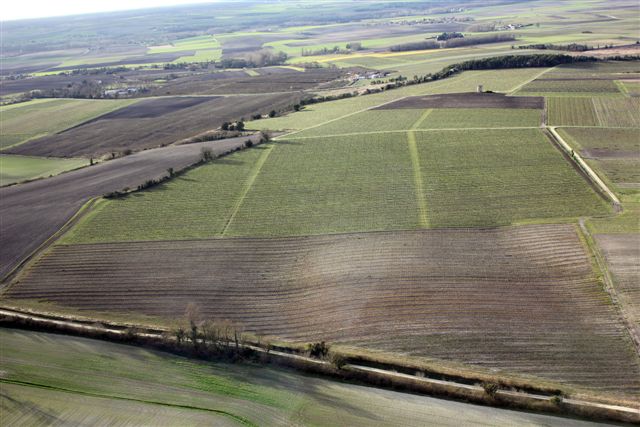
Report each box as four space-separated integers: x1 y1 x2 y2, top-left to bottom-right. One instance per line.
0 134 261 280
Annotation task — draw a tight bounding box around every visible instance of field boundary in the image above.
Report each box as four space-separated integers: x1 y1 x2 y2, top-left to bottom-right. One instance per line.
407 109 433 228
508 66 556 93
1 308 639 424
220 144 274 236
547 126 621 208
288 127 540 139
0 197 100 288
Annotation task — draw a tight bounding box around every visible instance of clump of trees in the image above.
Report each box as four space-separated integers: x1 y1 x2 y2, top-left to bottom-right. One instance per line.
221 120 244 131
437 32 464 41
519 43 593 52
390 40 439 52
443 33 515 48
171 303 250 360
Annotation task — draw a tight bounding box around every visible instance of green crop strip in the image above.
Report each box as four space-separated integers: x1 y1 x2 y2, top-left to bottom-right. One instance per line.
408 109 433 228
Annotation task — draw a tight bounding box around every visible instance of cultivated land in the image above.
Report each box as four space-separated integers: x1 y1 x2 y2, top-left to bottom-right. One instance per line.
7 225 640 395
0 134 263 279
549 98 640 127
0 155 88 186
0 98 136 150
5 94 298 158
0 329 613 427
61 126 608 242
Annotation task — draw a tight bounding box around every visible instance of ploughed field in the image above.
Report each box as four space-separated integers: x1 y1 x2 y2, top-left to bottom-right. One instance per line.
8 224 640 394
5 94 300 158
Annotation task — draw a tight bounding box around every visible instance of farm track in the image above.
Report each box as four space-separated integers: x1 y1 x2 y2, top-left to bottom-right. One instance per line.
0 134 263 281
6 224 640 394
407 110 433 228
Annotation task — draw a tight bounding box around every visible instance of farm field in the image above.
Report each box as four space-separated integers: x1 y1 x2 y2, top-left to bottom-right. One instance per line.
0 155 88 186
0 329 611 427
518 79 622 96
250 68 550 131
0 98 137 150
548 98 640 127
557 128 640 190
5 94 298 158
594 234 640 344
61 126 609 242
7 225 640 395
413 129 609 227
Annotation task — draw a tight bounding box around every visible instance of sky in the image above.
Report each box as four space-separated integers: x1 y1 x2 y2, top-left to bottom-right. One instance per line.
1 0 217 21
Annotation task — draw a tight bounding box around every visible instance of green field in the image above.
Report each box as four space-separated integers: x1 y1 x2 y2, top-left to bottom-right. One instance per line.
0 328 599 427
62 147 268 243
65 125 609 242
250 68 549 131
558 127 639 154
0 154 88 186
518 79 622 96
548 97 640 127
0 98 137 150
414 129 610 227
548 98 600 127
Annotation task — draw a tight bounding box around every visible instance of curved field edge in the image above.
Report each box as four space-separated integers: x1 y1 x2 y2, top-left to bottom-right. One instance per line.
5 224 640 397
1 328 609 427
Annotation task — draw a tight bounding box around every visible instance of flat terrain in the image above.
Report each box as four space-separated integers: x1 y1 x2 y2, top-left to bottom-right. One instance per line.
595 234 640 343
7 225 640 394
0 154 88 186
549 98 640 127
0 134 262 280
558 128 639 189
5 95 296 158
0 98 136 150
377 93 545 109
61 128 607 242
0 328 611 426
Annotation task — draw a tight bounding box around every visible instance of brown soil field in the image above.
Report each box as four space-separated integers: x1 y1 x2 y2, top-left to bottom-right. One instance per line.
149 68 347 96
7 224 640 395
376 93 545 109
6 93 298 158
0 134 262 280
595 234 640 342
0 74 121 96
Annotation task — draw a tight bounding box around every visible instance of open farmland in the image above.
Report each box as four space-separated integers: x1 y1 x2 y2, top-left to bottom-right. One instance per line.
0 155 88 186
377 93 545 109
250 68 550 131
0 329 610 427
558 128 640 189
64 134 419 242
5 94 299 158
62 127 609 242
594 234 640 346
518 79 622 96
413 129 609 227
548 97 640 127
0 98 136 150
149 68 346 96
7 225 640 395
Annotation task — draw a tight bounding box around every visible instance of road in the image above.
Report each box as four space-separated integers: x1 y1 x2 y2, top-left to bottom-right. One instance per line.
0 134 261 280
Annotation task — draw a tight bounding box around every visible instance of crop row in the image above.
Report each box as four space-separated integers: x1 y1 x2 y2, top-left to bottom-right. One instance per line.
548 97 640 127
8 224 640 394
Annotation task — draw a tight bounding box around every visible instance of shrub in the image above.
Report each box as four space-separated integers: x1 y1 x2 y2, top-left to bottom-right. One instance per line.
269 110 277 118
331 353 347 369
201 147 214 162
482 382 499 396
244 139 253 148
308 341 330 359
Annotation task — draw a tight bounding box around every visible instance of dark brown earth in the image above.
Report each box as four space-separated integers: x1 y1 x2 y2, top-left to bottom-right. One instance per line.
0 134 262 280
6 224 640 394
376 93 545 109
582 149 640 159
6 93 300 158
